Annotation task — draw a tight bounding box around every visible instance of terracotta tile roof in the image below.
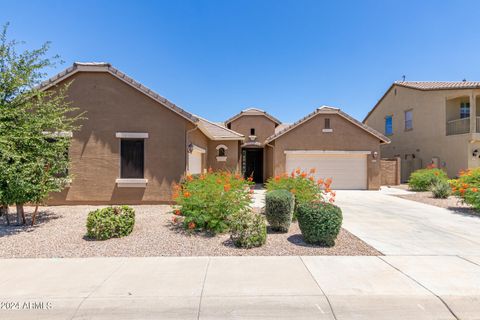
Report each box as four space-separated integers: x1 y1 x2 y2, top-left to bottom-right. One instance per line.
395 81 480 90
196 116 244 140
225 107 282 125
266 106 390 144
38 62 198 124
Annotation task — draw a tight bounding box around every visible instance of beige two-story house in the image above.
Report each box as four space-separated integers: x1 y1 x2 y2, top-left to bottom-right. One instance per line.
364 81 480 181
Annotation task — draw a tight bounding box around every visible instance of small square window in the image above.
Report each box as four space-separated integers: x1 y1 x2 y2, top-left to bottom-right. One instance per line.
250 128 255 135
404 110 413 130
385 116 393 135
324 118 331 129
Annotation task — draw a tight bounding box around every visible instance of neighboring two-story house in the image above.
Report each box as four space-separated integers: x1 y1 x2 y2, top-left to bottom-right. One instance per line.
364 81 480 181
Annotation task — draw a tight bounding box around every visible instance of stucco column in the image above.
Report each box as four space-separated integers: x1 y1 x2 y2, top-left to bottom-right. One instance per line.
470 92 477 133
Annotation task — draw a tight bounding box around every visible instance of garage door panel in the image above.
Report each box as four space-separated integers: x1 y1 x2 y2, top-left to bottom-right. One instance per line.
286 153 367 190
188 151 202 175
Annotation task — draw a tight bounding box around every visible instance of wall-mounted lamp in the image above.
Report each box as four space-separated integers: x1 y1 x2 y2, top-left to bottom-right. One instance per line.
372 151 378 159
187 143 194 154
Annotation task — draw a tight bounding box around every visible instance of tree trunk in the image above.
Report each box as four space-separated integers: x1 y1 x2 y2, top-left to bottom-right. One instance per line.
16 204 25 225
0 205 9 226
31 205 39 226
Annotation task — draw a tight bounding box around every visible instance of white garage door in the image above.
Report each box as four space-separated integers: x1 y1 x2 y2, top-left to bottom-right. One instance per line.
188 149 204 175
285 151 368 190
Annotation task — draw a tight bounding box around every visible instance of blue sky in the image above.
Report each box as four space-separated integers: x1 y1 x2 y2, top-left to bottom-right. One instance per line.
2 0 480 122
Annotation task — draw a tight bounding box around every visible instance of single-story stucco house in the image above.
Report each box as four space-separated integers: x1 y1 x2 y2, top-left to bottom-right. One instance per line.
43 62 389 204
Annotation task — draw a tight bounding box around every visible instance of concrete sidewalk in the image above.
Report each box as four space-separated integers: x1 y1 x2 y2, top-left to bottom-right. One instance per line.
1 256 480 319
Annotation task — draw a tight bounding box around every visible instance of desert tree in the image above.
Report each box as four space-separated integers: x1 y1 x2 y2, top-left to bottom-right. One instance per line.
0 23 83 225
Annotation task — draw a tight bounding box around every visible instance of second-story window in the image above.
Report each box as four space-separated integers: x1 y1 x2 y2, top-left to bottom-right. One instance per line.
404 110 413 130
250 128 255 135
460 102 470 119
385 116 393 135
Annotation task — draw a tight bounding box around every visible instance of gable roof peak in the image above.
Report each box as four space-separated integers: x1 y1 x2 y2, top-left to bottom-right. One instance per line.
265 106 389 144
38 62 198 124
225 107 282 126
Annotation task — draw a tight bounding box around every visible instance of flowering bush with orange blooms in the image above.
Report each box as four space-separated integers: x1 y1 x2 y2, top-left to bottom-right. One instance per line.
451 168 480 211
172 170 254 234
265 168 336 216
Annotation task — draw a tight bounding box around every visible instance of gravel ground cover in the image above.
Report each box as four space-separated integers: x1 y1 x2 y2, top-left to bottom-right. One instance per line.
0 205 380 257
395 191 478 216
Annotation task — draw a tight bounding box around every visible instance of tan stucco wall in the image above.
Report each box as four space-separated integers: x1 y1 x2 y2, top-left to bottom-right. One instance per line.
228 115 276 144
206 140 240 171
365 85 480 178
271 114 382 190
48 71 194 204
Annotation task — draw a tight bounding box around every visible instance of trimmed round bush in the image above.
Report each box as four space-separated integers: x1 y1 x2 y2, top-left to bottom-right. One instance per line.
86 206 135 240
265 190 294 232
229 211 267 248
296 202 342 247
408 168 448 191
431 180 451 199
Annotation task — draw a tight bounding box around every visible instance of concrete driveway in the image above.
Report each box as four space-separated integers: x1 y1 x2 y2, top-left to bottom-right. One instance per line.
336 189 480 255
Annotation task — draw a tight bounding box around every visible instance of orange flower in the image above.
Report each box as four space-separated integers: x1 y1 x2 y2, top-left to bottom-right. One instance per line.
309 176 315 182
186 174 193 181
291 172 295 178
317 179 324 185
216 178 222 184
452 187 457 192
290 188 296 194
309 168 316 174
235 173 241 179
247 177 253 182
174 209 181 215
329 197 335 203
184 191 191 198
250 189 254 194
172 192 179 199
325 178 332 185
462 183 469 189
172 216 179 223
459 188 465 194
224 184 231 192
208 167 213 173
472 188 478 193
275 176 281 182
200 174 205 180
188 221 196 230
295 168 301 175
434 172 439 176
300 172 307 178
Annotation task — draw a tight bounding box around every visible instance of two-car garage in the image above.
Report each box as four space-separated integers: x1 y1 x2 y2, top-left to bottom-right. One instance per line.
265 106 390 190
285 151 368 190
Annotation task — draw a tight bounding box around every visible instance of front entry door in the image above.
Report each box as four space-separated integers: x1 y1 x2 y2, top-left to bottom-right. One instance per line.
244 148 263 183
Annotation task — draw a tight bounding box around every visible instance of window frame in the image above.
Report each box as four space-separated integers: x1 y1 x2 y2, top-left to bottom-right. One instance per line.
404 109 413 131
460 102 470 119
385 115 393 136
324 118 331 129
120 138 145 179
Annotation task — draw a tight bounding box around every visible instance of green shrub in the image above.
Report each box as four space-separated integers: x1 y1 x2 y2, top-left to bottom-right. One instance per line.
408 168 448 191
296 202 342 247
265 190 294 232
86 206 135 240
451 168 480 210
431 180 451 199
173 171 253 234
265 169 334 216
229 211 267 248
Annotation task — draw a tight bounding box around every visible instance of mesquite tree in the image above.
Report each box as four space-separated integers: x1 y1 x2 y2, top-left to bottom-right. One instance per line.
0 23 82 225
